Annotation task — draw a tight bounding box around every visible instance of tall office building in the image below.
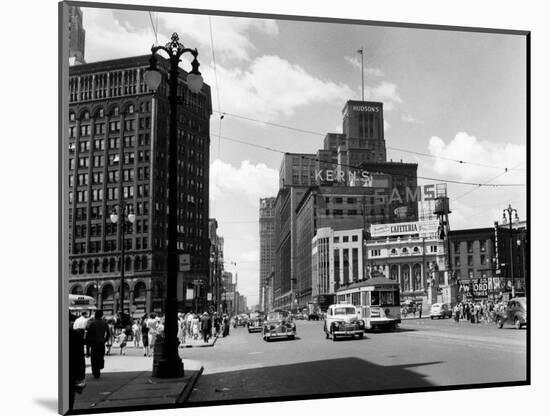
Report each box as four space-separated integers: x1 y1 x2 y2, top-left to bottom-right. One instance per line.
273 99 418 309
68 6 86 65
66 54 212 316
259 197 276 311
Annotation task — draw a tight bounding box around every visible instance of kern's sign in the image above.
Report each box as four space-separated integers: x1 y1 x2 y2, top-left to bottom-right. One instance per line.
370 220 439 238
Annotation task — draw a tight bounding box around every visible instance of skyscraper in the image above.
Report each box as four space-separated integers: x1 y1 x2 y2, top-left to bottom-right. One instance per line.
68 5 86 65
259 197 276 311
67 54 212 316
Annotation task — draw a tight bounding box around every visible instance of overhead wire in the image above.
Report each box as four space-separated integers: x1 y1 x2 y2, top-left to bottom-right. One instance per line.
211 110 526 173
210 131 526 188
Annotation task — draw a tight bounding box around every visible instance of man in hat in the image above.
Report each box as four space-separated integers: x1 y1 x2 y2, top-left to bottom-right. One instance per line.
200 312 212 343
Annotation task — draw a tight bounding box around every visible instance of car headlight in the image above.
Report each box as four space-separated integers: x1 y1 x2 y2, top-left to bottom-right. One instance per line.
357 320 365 327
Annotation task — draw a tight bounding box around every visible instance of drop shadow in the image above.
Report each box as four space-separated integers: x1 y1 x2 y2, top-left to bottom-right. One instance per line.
33 398 58 413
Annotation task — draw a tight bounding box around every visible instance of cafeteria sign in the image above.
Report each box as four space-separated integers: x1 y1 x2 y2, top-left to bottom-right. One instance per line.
370 220 439 238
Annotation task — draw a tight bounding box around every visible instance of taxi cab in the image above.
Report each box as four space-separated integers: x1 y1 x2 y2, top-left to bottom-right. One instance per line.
324 304 365 341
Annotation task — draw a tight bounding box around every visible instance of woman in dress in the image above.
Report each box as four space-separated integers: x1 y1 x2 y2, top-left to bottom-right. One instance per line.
140 314 150 357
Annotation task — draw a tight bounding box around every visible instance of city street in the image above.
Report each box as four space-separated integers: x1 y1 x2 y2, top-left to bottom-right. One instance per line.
186 318 526 402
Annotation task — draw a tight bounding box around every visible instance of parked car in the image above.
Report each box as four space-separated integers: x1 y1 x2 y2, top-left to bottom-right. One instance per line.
324 304 365 341
430 303 453 319
496 297 527 329
262 311 296 341
247 313 264 333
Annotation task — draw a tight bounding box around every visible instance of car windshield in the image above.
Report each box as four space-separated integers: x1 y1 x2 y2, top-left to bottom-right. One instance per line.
334 307 356 315
267 312 287 321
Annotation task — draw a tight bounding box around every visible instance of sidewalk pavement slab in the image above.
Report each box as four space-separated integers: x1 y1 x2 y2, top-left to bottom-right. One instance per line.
73 360 203 411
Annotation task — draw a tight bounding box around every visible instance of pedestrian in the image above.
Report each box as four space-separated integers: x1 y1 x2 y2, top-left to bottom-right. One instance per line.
141 314 150 357
213 313 221 336
201 312 212 343
86 310 111 378
418 303 423 319
69 312 86 411
454 304 460 323
73 311 90 357
222 314 230 337
118 331 127 355
147 313 159 352
132 320 141 348
191 314 200 340
105 319 115 355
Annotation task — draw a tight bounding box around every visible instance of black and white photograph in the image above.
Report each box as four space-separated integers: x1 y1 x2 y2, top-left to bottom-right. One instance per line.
54 0 533 414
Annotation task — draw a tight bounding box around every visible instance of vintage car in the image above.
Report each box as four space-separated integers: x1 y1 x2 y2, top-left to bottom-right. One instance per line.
430 303 453 319
496 297 527 329
247 313 265 333
262 311 296 341
324 304 365 341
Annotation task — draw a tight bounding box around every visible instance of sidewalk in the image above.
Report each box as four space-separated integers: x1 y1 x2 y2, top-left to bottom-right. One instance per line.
72 360 203 412
180 334 218 348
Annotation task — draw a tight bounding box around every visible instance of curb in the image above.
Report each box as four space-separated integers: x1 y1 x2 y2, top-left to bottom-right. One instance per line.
175 365 204 403
181 335 219 349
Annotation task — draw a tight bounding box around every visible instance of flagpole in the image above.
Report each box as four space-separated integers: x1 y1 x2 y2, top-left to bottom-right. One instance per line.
360 47 364 102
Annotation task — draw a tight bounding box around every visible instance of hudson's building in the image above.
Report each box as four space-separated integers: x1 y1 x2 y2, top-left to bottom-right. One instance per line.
67 54 212 317
273 99 418 310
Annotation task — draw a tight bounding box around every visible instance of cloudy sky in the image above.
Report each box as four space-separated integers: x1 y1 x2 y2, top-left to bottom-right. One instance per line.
78 6 527 306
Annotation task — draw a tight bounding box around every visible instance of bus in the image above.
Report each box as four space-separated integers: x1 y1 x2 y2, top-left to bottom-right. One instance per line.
68 294 97 316
335 277 401 330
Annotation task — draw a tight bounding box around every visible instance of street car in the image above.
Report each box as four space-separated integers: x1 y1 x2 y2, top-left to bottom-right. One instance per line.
262 311 296 341
324 304 365 341
430 303 453 319
496 297 527 329
247 313 265 333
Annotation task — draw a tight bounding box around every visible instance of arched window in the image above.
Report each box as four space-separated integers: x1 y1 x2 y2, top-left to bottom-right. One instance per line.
112 106 120 116
413 246 420 253
134 282 146 299
71 285 83 295
86 284 98 298
102 284 114 301
71 261 78 275
78 260 85 274
102 258 109 273
127 104 135 114
413 264 422 291
390 248 397 255
390 265 398 281
125 256 132 272
109 258 116 272
134 257 141 271
401 265 410 292
86 260 93 273
402 247 408 254
93 259 100 273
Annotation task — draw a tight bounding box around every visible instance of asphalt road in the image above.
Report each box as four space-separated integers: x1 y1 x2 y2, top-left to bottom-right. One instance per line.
186 318 527 403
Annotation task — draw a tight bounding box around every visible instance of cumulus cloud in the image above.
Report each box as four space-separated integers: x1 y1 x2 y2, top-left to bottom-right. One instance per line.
159 13 279 62
82 9 279 63
427 132 526 183
204 56 354 120
210 159 279 205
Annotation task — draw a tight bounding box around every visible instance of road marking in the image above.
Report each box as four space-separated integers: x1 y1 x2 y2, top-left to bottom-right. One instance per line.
247 351 263 355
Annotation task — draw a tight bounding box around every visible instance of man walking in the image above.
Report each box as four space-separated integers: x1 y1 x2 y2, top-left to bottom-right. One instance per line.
73 311 89 356
200 312 212 343
86 310 111 378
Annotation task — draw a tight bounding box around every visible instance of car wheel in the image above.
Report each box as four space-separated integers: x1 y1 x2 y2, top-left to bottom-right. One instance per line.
288 335 295 340
430 316 434 320
358 333 364 339
515 318 522 329
497 319 504 329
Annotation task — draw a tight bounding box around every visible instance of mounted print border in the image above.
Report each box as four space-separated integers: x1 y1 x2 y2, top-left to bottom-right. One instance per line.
59 1 530 414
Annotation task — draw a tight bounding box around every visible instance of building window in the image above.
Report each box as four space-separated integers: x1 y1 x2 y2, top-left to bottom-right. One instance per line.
480 254 486 265
468 255 473 266
94 123 105 135
468 269 474 279
79 125 90 136
109 120 120 132
343 236 349 243
480 240 487 252
454 257 461 267
467 241 473 253
333 237 339 243
453 241 460 254
352 235 358 242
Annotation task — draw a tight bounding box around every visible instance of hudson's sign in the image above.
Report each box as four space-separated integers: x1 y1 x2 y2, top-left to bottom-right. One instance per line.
352 105 380 112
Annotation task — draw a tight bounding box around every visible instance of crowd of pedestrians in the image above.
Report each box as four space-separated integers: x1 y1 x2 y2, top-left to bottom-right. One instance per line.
452 300 505 324
177 312 231 345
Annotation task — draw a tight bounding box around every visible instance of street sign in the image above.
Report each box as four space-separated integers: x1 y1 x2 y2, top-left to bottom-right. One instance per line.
179 254 191 272
207 293 212 301
185 288 194 300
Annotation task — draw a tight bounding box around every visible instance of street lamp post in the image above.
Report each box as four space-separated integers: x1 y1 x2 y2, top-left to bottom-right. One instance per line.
143 32 204 378
502 204 519 297
110 202 136 318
